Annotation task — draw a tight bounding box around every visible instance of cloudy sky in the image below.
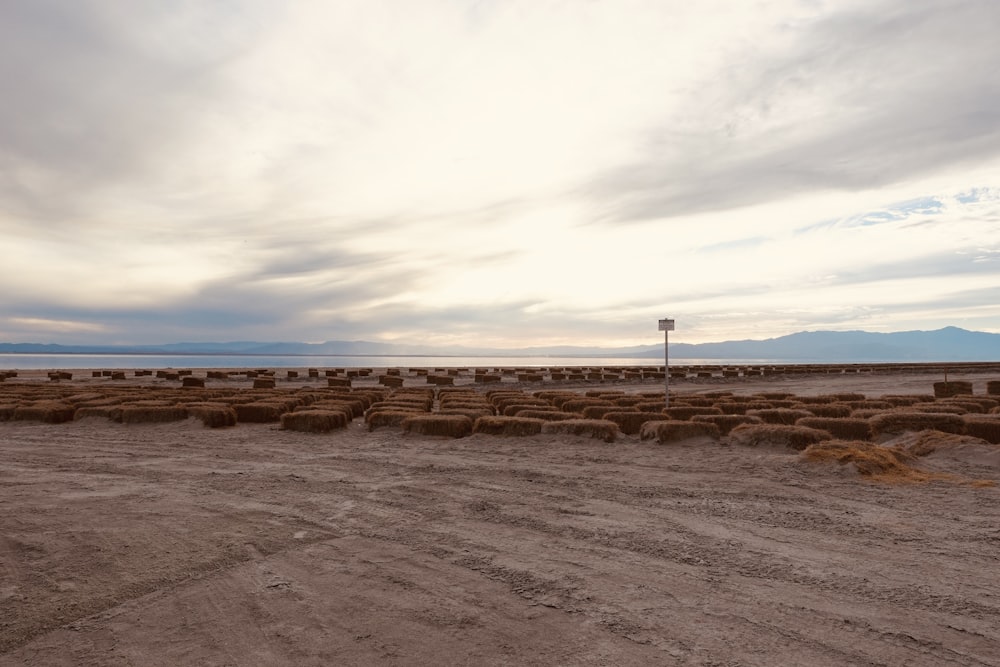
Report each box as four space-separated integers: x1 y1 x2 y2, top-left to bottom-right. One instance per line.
2 0 999 348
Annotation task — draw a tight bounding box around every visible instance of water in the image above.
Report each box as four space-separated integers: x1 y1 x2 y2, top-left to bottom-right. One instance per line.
0 353 806 371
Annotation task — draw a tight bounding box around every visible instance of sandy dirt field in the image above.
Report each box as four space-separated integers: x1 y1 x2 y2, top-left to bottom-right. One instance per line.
2 367 1000 666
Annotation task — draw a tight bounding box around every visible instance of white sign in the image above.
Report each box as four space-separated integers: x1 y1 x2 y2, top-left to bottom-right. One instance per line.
658 319 675 331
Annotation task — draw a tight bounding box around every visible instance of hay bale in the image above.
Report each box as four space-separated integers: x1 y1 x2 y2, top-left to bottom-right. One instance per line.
934 381 973 398
366 409 421 431
281 409 348 433
12 401 77 424
328 377 351 388
540 419 618 443
120 405 189 424
379 375 405 388
869 411 966 437
691 414 764 435
0 404 17 421
747 408 814 425
662 406 724 420
581 405 626 419
515 409 576 421
796 417 872 441
438 407 494 420
800 403 853 418
801 440 925 481
987 380 1000 396
472 416 545 437
182 376 206 388
963 416 1000 444
310 399 364 418
186 403 238 428
604 411 672 436
234 402 288 423
561 398 615 414
727 424 832 451
254 378 276 389
74 405 124 422
402 414 473 438
503 403 556 417
638 420 721 444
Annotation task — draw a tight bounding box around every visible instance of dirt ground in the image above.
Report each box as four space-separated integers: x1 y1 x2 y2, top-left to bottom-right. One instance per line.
2 368 1000 666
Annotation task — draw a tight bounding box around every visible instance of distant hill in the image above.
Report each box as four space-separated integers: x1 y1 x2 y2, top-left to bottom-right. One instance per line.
0 327 997 362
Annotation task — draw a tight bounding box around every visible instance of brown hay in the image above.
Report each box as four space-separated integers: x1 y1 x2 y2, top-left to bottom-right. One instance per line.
234 402 288 423
186 403 237 428
311 399 364 419
74 405 124 422
438 407 494 420
120 405 189 424
963 416 1000 444
934 381 973 398
747 408 814 425
366 409 418 431
662 406 724 420
281 410 348 433
903 430 989 456
0 404 18 421
182 376 206 388
987 380 1000 396
540 419 618 443
581 405 626 419
727 424 832 451
801 440 928 482
503 403 556 417
472 416 545 436
402 414 473 438
638 420 721 444
796 417 872 441
800 403 853 418
561 398 615 414
604 411 672 436
691 414 764 435
13 401 78 424
515 409 576 422
869 411 966 437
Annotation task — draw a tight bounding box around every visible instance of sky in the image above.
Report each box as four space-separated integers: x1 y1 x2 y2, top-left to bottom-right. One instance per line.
2 0 999 349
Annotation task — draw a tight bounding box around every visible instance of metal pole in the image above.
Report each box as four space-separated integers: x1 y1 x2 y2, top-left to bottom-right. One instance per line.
664 328 669 408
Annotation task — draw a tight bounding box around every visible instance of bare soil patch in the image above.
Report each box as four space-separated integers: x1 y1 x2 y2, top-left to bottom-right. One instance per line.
2 366 999 665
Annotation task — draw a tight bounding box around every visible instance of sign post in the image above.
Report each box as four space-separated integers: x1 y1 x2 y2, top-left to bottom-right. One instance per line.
658 318 675 408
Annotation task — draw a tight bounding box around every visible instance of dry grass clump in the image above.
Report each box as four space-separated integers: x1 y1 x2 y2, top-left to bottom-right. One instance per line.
402 414 473 438
516 409 576 422
691 414 763 435
185 403 237 428
472 416 545 437
933 381 973 398
727 424 832 451
796 417 872 441
540 419 618 443
281 409 348 433
901 430 989 456
800 440 928 482
663 406 724 421
13 401 81 424
604 411 672 436
869 411 966 437
120 405 189 424
638 420 721 444
747 408 814 425
963 416 1000 444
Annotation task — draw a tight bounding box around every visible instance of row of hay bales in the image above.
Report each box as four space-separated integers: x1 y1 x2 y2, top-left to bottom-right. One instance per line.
0 382 390 432
2 381 999 446
355 385 1000 446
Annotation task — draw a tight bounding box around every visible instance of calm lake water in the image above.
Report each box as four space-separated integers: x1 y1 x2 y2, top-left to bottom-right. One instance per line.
0 354 810 371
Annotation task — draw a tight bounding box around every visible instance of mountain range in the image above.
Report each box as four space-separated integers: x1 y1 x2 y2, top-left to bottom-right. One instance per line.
0 327 997 361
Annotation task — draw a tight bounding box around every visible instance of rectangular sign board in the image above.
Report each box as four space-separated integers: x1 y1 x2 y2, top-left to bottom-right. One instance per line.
658 319 675 331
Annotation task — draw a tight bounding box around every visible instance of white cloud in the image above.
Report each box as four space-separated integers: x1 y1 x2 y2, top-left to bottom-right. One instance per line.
1 0 998 346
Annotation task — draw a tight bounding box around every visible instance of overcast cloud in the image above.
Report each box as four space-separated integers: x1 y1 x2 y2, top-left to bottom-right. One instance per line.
1 0 998 347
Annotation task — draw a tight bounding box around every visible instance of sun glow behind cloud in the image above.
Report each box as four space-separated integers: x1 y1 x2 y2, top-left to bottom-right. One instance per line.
1 0 998 347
